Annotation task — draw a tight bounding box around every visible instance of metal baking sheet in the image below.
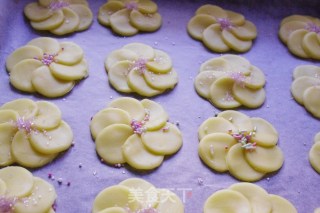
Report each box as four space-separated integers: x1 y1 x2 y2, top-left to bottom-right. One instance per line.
0 0 319 212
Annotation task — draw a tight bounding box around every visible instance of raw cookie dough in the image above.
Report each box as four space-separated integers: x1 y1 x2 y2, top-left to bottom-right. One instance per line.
24 0 93 35
279 15 320 60
0 166 57 213
0 98 73 168
187 4 257 53
92 178 184 213
291 65 320 118
90 97 183 170
204 182 297 213
98 0 162 36
309 131 320 173
194 55 266 109
105 43 178 97
198 110 283 182
6 37 88 98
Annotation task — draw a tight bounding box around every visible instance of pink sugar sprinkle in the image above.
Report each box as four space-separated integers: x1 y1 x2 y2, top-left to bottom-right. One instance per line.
0 196 16 213
15 117 35 134
217 18 234 30
132 58 147 75
125 1 138 10
49 1 70 10
230 72 246 87
131 110 150 135
305 22 320 34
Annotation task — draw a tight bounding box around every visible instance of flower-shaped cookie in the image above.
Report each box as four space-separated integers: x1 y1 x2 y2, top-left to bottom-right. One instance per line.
187 4 257 53
204 182 297 213
92 178 184 213
98 0 162 36
291 65 320 118
6 37 88 98
279 15 320 60
309 132 320 174
0 99 73 168
198 110 283 182
105 43 178 97
0 166 57 213
194 55 266 109
90 97 183 170
24 0 93 35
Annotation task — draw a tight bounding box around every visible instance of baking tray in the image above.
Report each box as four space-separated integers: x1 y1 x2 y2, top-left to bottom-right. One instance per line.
0 0 319 212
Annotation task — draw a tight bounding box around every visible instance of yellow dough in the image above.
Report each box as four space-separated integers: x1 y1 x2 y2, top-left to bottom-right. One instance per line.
204 183 296 213
0 167 57 213
0 98 73 168
291 65 320 118
25 0 93 35
92 178 183 213
6 37 88 98
105 43 178 97
195 55 266 109
279 15 320 60
188 4 257 53
198 111 283 181
98 0 162 36
309 131 320 173
91 97 183 170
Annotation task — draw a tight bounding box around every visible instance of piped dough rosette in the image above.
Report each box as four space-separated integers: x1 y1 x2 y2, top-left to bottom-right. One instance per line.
203 182 297 213
105 43 178 97
194 55 266 109
24 0 93 35
0 167 57 213
6 37 88 98
279 15 320 60
309 132 320 174
98 0 162 36
92 178 184 213
187 4 257 53
198 110 284 182
90 97 183 170
0 99 73 168
291 65 320 118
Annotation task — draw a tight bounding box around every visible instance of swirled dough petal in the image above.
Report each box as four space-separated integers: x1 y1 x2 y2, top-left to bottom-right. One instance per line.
27 37 61 53
278 21 306 44
50 7 80 35
109 97 145 121
146 49 172 73
221 54 251 75
195 4 227 18
309 142 320 173
11 131 57 168
204 189 251 213
50 59 88 81
280 15 311 25
0 178 6 195
143 68 178 90
314 132 320 143
97 207 126 213
245 65 266 89
293 65 320 80
222 29 252 52
108 61 133 93
14 177 57 213
226 144 265 182
232 83 266 108
287 29 309 58
31 66 75 98
302 32 320 60
55 42 84 66
229 183 272 213
69 4 93 31
198 117 237 140
0 98 38 119
10 59 42 93
137 0 158 14
250 117 278 147
187 14 216 40
105 49 138 71
0 166 34 198
303 86 320 118
198 133 237 172
122 134 164 170
157 189 184 213
230 20 257 40
200 57 231 72
195 71 226 98
123 43 155 60
24 2 52 22
141 99 168 130
0 110 19 124
90 108 131 139
0 124 16 166
98 1 124 26
33 101 62 130
110 8 138 36
130 10 161 32
30 10 64 30
269 194 298 213
6 45 43 72
225 10 245 25
291 76 320 104
217 110 253 131
203 24 230 52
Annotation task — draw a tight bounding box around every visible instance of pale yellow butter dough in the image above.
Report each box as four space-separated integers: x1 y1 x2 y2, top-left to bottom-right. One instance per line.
188 4 257 53
204 182 297 213
195 55 266 109
0 98 73 168
98 0 161 36
0 166 57 213
92 178 184 213
309 131 320 173
198 110 283 182
105 43 178 97
6 37 88 98
90 97 182 170
24 0 93 35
